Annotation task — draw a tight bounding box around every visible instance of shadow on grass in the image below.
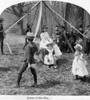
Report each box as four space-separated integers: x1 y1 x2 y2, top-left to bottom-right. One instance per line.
86 76 90 83
25 80 61 89
0 67 11 72
56 58 69 69
75 87 90 95
38 80 61 89
8 66 19 71
0 66 19 72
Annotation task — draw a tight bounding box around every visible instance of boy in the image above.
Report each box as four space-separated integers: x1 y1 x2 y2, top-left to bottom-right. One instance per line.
23 23 33 49
0 18 5 54
17 34 38 87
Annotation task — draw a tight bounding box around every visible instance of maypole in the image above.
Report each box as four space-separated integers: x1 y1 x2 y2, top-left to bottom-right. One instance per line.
33 1 42 42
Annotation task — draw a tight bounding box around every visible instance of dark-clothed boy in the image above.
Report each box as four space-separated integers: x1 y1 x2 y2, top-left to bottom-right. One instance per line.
0 18 5 54
23 23 33 49
17 35 38 87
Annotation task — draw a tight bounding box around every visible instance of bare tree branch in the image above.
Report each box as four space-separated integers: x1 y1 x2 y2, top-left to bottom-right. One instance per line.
11 6 19 17
6 8 13 12
23 8 30 13
23 2 32 8
4 10 15 15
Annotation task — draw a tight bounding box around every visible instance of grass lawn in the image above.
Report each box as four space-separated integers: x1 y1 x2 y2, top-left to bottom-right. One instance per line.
0 33 90 95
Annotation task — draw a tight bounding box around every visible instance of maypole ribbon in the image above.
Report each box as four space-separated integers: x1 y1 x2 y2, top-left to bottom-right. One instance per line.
43 1 87 39
4 1 40 55
33 1 42 42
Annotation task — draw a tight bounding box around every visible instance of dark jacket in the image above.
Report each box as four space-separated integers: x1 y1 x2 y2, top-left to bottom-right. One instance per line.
25 42 38 64
0 23 5 39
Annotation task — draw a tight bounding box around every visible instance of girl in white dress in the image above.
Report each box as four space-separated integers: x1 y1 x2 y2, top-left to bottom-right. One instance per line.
44 41 62 68
72 44 88 82
44 42 55 67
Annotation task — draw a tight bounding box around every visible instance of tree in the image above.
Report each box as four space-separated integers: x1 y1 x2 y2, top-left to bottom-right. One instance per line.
4 2 34 35
65 3 84 30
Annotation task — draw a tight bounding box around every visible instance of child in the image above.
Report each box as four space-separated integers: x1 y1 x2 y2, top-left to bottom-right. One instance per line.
23 24 33 49
16 34 38 87
39 26 53 62
0 18 5 54
44 40 62 68
44 42 55 67
72 44 88 82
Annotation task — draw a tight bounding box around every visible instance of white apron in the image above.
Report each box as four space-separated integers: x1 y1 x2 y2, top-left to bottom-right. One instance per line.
44 49 55 65
39 32 53 49
72 51 88 77
53 43 62 58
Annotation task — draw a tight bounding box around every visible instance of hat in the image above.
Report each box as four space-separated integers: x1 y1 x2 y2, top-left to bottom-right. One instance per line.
75 38 83 44
27 36 34 41
27 32 34 37
55 25 59 28
27 23 32 27
87 25 90 28
41 25 48 30
26 32 34 41
74 44 82 51
46 40 53 46
0 18 4 22
79 27 83 31
61 26 66 29
55 25 59 31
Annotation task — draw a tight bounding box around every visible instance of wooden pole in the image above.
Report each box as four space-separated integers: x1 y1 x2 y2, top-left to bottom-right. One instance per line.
5 39 13 55
34 1 42 42
63 31 74 53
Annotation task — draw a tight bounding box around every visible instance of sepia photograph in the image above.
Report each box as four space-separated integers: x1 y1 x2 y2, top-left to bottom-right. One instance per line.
0 0 90 99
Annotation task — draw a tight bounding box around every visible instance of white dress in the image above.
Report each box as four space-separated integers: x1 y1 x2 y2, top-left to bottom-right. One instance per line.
72 51 88 77
44 48 55 65
53 43 62 58
39 32 53 49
